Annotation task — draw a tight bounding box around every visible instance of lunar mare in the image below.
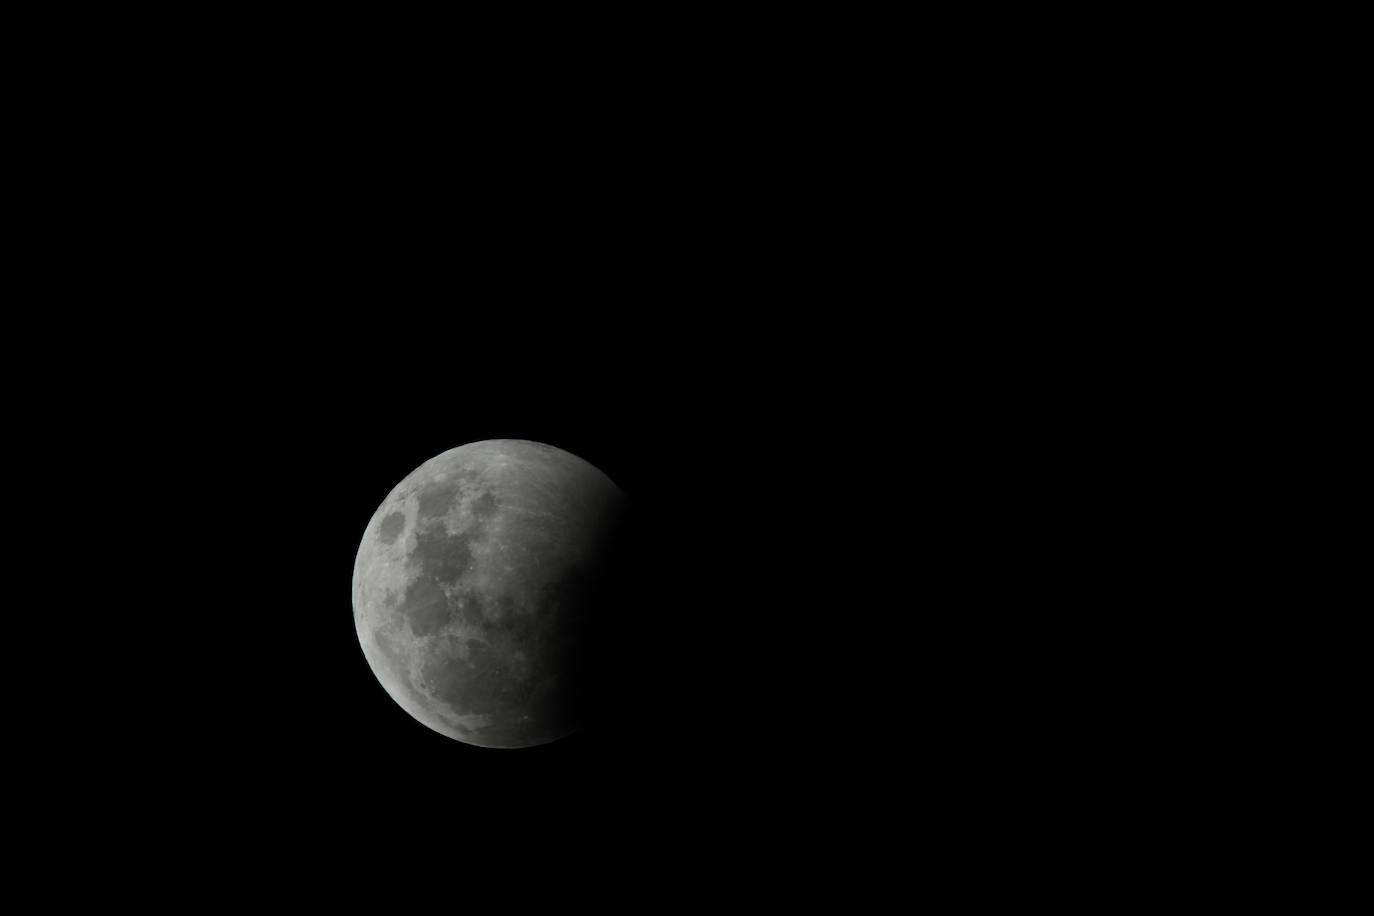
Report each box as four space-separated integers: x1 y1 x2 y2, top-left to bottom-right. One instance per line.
352 440 625 748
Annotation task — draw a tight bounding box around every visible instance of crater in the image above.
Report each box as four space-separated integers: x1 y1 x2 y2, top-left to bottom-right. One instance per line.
398 576 450 636
482 592 520 626
416 482 458 519
409 524 479 584
432 632 471 662
452 590 486 625
378 512 406 545
422 641 508 716
470 489 499 519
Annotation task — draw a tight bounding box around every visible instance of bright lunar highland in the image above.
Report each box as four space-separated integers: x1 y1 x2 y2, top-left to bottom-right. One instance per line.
352 440 626 748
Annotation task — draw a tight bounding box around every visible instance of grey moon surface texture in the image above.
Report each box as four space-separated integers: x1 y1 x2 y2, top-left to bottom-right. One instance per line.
352 440 626 748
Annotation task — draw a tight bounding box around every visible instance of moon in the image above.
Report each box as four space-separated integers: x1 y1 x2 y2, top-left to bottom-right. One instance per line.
352 440 626 748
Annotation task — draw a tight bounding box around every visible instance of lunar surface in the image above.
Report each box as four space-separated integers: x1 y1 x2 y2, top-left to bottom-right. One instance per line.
352 440 626 748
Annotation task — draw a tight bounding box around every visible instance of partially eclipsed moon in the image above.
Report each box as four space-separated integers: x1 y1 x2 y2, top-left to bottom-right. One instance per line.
352 440 626 748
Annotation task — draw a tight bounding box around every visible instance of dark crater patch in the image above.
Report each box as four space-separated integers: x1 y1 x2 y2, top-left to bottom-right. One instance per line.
421 640 525 717
484 592 521 627
378 512 406 545
416 481 459 519
397 577 450 636
473 595 545 655
409 523 479 584
470 489 499 519
451 590 486 626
